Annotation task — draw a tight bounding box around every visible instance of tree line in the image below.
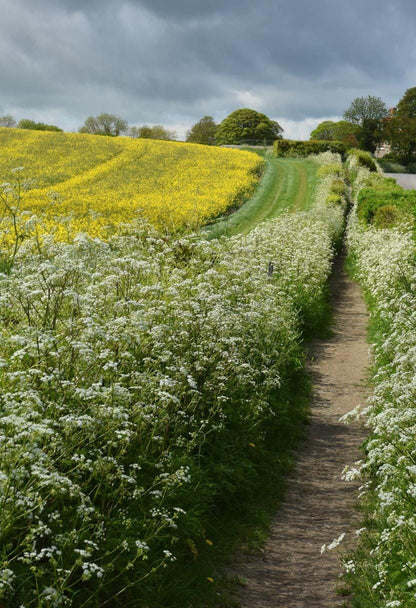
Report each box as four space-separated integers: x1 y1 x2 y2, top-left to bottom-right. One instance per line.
310 87 416 166
0 115 63 131
0 113 177 140
0 109 283 146
2 86 416 164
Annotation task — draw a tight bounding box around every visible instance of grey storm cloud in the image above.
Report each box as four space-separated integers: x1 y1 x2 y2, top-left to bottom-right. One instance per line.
1 0 416 137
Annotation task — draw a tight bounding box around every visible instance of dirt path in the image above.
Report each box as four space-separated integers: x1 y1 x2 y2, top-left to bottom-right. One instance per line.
232 252 368 608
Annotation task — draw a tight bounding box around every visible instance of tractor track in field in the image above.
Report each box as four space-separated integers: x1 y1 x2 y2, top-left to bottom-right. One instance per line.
229 250 369 608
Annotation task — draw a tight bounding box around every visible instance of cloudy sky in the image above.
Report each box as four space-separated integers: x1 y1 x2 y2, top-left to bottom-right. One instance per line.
1 0 416 139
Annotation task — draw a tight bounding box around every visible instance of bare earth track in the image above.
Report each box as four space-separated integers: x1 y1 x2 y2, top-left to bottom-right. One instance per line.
232 252 369 608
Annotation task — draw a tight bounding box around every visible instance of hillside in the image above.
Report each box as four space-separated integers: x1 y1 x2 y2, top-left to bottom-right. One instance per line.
0 128 263 238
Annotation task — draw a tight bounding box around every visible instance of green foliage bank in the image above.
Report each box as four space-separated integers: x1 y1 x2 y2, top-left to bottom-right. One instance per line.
342 160 416 607
0 155 345 607
274 139 347 159
346 151 416 231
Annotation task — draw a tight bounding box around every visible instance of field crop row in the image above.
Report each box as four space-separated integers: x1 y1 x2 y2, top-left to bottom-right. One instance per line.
0 153 345 606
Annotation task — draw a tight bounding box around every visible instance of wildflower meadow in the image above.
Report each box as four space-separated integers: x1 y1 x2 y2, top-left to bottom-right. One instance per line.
0 151 345 606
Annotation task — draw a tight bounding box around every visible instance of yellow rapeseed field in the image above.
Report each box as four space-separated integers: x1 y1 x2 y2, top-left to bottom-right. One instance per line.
0 128 263 239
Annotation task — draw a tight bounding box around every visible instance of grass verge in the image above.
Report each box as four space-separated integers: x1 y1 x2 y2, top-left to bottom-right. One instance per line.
204 156 318 238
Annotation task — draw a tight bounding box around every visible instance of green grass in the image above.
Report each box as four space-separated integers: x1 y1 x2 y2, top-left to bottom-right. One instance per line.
204 155 318 238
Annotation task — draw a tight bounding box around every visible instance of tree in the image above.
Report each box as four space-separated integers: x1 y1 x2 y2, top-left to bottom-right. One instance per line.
17 119 62 132
186 116 217 145
382 115 416 165
0 114 16 127
379 88 416 165
215 108 283 145
343 96 388 125
309 120 359 145
129 124 176 140
343 96 388 152
397 87 416 118
309 121 337 140
79 113 128 136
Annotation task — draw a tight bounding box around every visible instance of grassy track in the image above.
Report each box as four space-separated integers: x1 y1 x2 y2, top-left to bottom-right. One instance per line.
205 154 318 238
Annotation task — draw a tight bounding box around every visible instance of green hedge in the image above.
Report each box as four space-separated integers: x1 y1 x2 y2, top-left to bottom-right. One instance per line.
347 148 379 172
274 139 347 159
356 180 416 228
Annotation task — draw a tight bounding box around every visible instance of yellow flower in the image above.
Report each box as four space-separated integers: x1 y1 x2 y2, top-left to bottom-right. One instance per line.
249 442 256 448
205 539 213 546
0 128 263 241
207 577 214 583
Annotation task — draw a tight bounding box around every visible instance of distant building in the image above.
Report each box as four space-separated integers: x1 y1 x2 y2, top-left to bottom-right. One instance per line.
374 142 391 158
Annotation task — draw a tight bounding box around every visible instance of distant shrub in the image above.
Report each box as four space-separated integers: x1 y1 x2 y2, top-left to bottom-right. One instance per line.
347 148 378 172
356 181 416 228
330 179 346 195
18 119 63 132
377 159 407 174
326 193 343 206
316 163 344 178
274 139 347 159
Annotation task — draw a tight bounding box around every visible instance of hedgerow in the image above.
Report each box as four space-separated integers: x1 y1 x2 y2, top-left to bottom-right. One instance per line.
347 148 379 173
274 139 347 159
346 157 416 231
0 154 345 606
342 164 416 608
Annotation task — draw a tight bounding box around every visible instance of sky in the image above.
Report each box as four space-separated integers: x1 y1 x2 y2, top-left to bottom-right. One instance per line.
1 0 416 140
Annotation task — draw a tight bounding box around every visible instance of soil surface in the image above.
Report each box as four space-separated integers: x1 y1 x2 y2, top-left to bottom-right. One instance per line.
231 252 369 608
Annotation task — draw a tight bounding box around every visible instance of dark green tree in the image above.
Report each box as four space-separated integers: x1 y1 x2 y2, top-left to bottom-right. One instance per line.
380 87 416 164
358 118 383 153
79 113 128 136
18 119 62 132
382 115 416 164
343 96 388 152
185 116 217 145
397 87 416 118
215 108 283 145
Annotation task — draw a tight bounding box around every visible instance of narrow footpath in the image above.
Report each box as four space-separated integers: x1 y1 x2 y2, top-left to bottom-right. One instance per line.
233 252 368 608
